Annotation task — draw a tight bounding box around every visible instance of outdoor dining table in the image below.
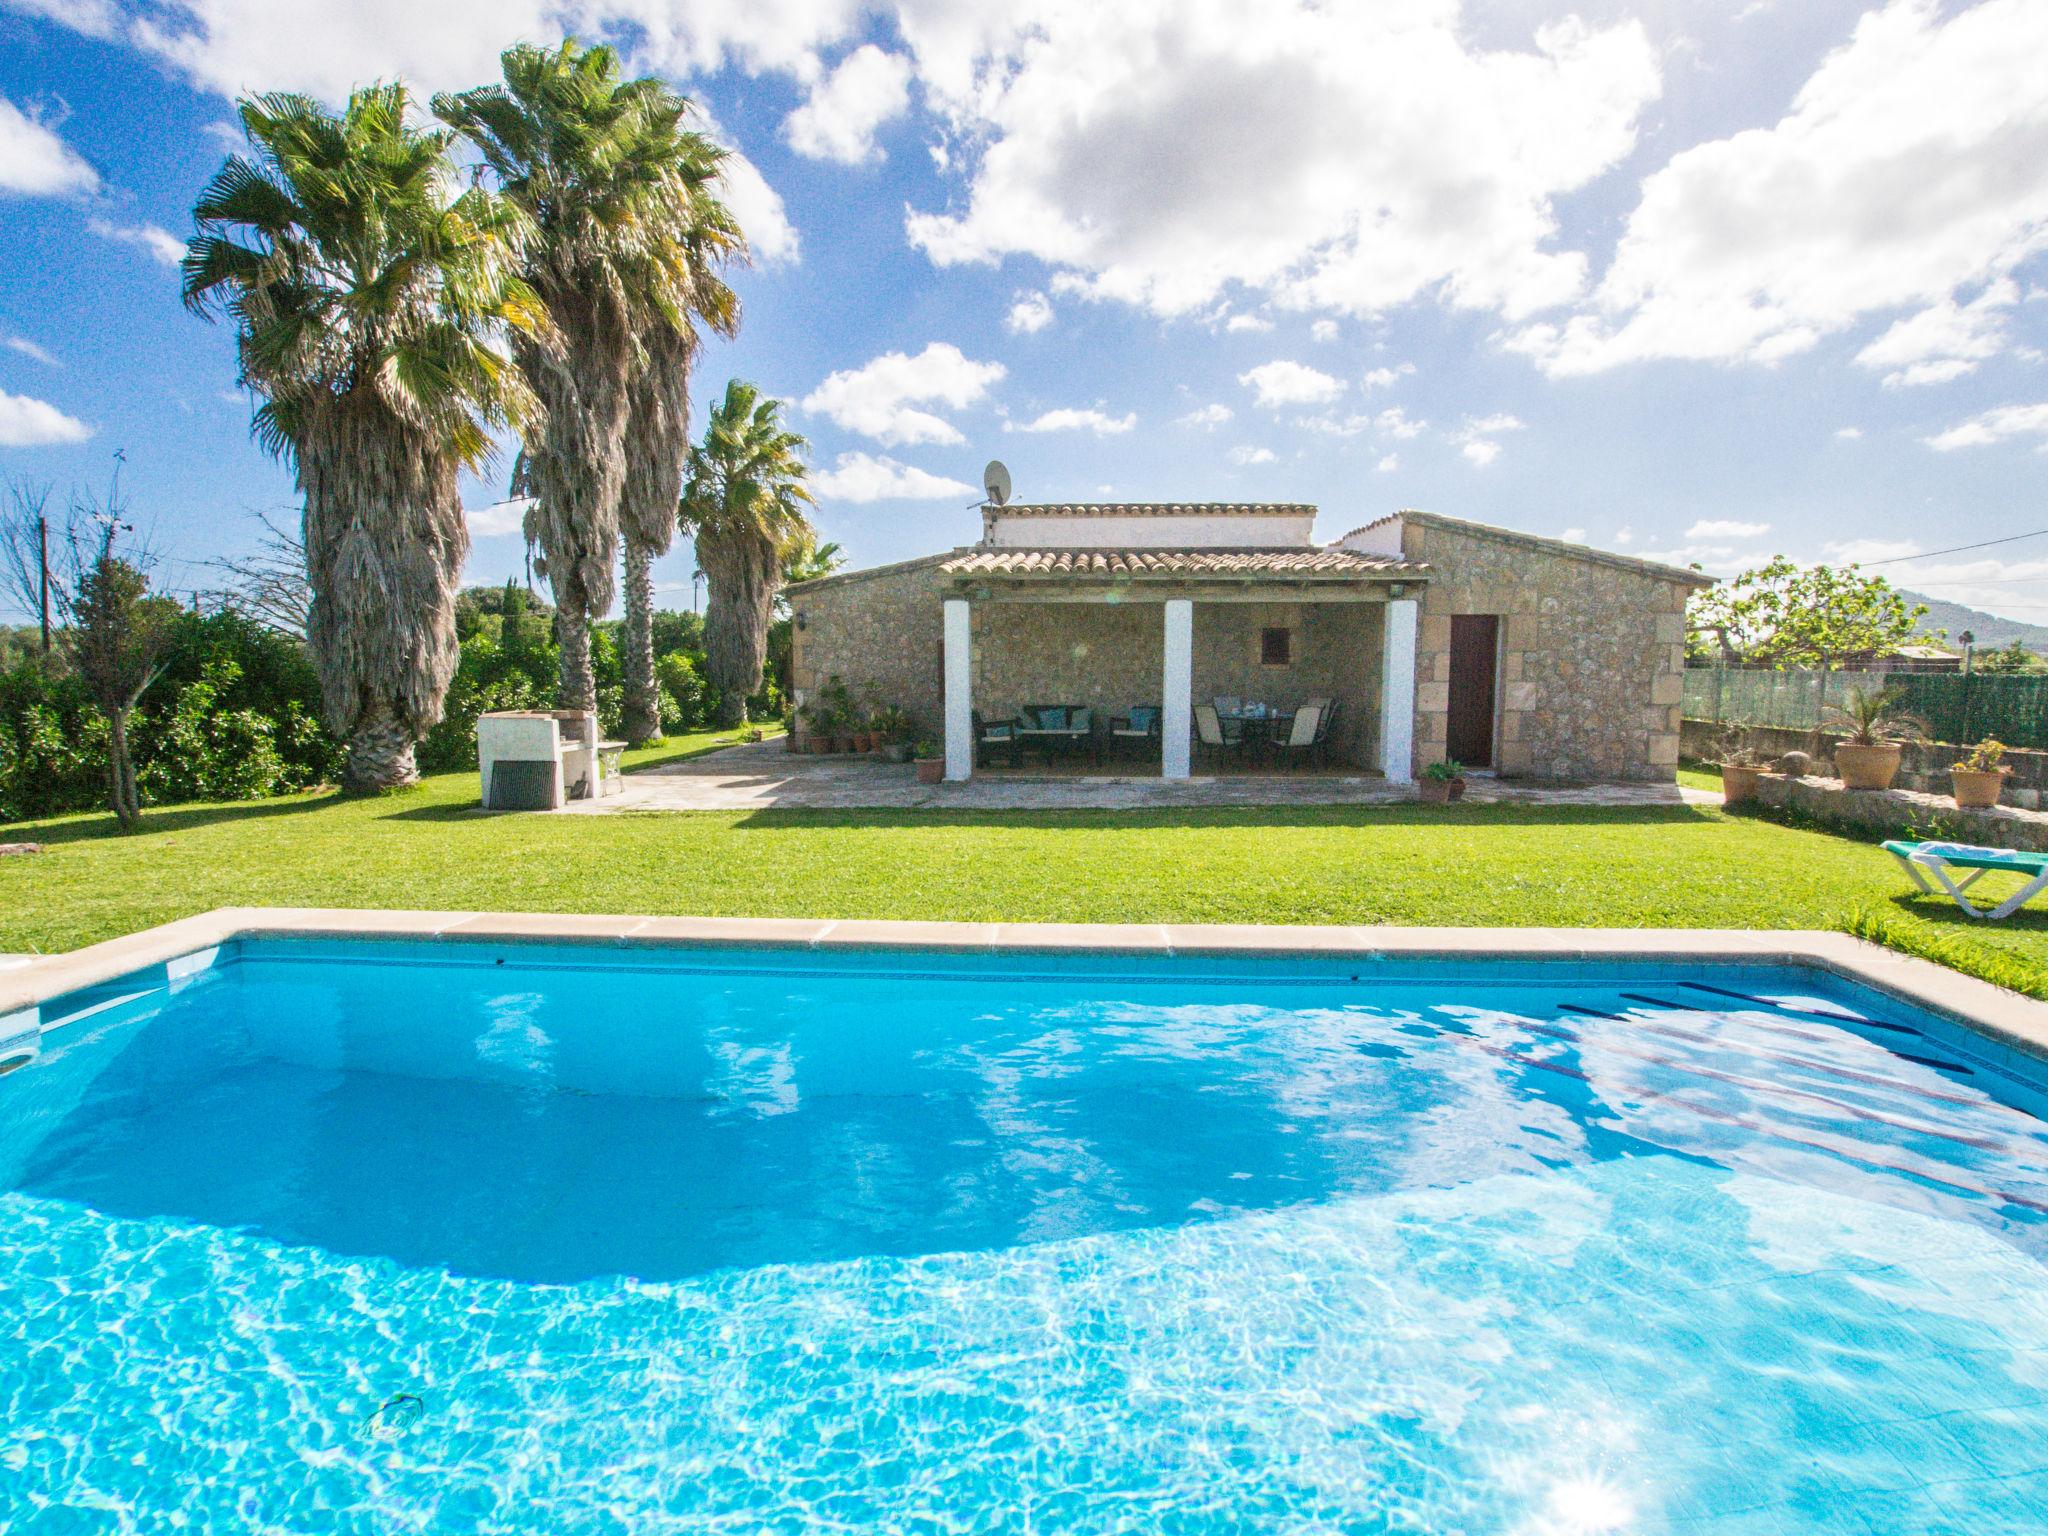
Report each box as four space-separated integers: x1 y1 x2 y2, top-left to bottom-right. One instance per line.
1218 707 1296 760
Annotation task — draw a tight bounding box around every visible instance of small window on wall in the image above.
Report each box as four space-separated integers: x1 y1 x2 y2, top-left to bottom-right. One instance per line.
1260 626 1292 666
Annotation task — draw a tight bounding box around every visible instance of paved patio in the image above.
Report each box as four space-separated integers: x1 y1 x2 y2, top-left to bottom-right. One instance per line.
561 739 1717 813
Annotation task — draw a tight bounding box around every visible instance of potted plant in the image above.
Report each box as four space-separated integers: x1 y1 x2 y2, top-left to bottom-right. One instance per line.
1952 738 2010 809
1417 759 1466 804
818 676 857 753
1823 686 1925 791
871 705 915 762
913 739 944 784
1716 731 1769 805
781 709 797 752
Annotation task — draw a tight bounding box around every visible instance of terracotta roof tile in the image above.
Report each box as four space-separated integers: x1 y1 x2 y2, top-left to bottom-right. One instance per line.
941 547 1422 580
992 502 1316 518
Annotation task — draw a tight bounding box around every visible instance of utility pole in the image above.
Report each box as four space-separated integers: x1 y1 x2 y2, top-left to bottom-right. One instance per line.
37 513 49 654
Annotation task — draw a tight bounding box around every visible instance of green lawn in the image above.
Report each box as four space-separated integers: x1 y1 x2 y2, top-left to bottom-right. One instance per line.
6 730 2047 998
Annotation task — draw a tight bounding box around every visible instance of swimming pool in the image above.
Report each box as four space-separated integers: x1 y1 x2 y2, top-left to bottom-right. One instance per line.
4 930 2048 1533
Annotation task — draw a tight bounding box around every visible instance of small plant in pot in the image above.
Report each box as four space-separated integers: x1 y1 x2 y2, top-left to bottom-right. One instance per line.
912 738 944 784
1716 729 1770 804
817 675 858 753
1951 737 2010 810
870 705 916 763
1823 686 1925 791
781 709 797 752
1417 759 1466 804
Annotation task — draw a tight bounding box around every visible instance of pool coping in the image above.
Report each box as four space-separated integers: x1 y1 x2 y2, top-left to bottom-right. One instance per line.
4 907 2047 1066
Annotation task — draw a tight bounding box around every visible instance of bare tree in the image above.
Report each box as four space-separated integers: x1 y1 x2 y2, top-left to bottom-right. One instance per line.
0 475 56 647
200 508 312 639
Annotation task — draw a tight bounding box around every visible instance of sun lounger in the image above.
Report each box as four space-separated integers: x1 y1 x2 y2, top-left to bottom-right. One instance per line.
1883 840 2048 920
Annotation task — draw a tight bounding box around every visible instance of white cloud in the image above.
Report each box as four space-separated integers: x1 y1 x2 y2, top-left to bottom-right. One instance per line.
1511 0 2048 377
1375 453 1399 472
0 96 99 196
88 216 184 266
1009 407 1135 436
1178 402 1232 429
699 113 799 266
801 342 1004 446
1453 412 1524 466
1224 313 1273 333
1826 537 1921 563
1239 359 1343 408
48 1 862 102
1835 426 1864 440
4 335 57 366
812 451 977 502
1006 290 1053 334
467 497 529 537
1375 406 1425 440
783 44 912 164
1924 402 2048 452
1685 519 1770 540
0 388 93 446
904 4 1659 324
1856 279 2018 387
1613 526 1633 545
1310 319 1339 343
1560 526 1586 542
1361 363 1414 391
1229 445 1275 465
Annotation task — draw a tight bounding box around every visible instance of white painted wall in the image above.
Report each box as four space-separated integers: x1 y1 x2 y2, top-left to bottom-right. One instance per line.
1338 516 1405 558
985 512 1317 549
1379 599 1417 784
1161 599 1193 779
943 598 973 782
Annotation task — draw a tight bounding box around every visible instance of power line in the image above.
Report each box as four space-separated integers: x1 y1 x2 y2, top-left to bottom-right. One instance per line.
1857 527 2048 566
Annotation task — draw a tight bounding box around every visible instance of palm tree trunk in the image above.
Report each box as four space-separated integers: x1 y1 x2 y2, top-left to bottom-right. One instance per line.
556 600 595 714
342 705 419 793
700 525 777 727
619 536 663 744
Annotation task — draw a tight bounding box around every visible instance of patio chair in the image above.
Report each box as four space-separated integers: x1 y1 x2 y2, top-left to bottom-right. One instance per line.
1109 705 1162 763
974 711 1023 769
1018 704 1096 764
1194 704 1247 770
1270 703 1324 771
1883 840 2048 921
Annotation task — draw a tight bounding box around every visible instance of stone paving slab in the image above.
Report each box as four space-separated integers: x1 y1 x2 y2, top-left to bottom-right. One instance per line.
558 739 1717 814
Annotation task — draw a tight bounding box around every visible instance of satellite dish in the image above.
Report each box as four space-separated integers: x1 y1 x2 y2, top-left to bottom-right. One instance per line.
983 459 1013 507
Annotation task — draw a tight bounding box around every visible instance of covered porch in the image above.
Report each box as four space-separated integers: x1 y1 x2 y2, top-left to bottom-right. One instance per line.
936 548 1425 783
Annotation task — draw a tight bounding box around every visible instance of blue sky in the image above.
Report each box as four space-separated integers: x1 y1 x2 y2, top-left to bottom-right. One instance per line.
1 0 2045 626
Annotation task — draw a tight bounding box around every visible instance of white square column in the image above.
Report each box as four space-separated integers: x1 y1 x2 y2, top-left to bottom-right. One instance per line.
943 598 973 782
1379 598 1418 785
1161 598 1194 779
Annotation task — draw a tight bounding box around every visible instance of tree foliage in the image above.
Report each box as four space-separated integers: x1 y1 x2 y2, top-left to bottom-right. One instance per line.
680 380 815 726
1688 557 1936 669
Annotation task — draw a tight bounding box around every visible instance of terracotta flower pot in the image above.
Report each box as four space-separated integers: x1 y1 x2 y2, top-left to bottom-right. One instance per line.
808 737 830 755
1721 764 1763 804
915 757 944 784
1418 776 1465 804
1834 742 1903 791
1951 767 2008 810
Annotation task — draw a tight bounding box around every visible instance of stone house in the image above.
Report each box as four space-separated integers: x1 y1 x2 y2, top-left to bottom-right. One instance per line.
785 502 1710 783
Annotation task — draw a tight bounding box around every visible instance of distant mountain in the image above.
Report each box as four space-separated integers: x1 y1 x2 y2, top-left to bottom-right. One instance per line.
1901 591 2048 654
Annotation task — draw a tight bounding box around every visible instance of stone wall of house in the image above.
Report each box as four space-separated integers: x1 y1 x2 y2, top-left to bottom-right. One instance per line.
786 558 952 737
1400 517 1696 782
790 569 1388 765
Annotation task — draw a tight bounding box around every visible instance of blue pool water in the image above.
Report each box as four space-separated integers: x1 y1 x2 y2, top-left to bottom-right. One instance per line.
4 939 2048 1534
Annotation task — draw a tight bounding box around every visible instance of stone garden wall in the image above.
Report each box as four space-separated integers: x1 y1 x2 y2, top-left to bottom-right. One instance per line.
786 557 953 739
1396 513 1700 782
1679 718 2048 810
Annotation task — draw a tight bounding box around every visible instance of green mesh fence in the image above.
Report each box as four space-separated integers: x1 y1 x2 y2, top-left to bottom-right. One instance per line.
1684 668 2048 749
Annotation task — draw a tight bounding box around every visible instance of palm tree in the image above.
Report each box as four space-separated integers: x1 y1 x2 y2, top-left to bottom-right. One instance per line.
616 138 741 744
679 380 814 726
436 41 726 717
183 86 539 791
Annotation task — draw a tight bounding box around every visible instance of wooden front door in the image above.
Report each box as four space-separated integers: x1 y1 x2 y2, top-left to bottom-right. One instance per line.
1446 614 1500 768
